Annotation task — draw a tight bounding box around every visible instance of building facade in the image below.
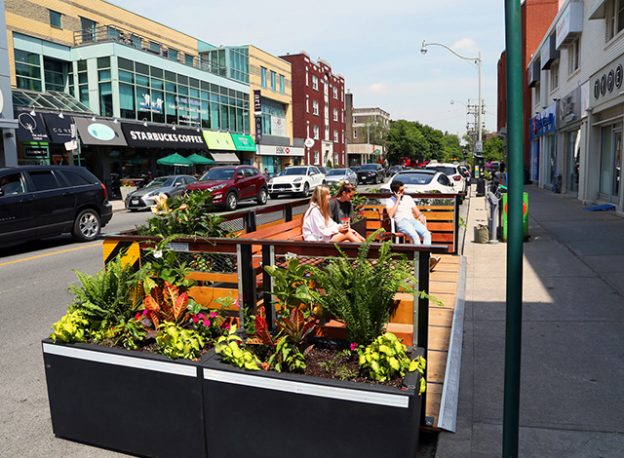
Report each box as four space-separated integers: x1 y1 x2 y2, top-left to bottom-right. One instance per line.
280 52 345 167
4 0 255 185
345 91 389 166
527 0 624 214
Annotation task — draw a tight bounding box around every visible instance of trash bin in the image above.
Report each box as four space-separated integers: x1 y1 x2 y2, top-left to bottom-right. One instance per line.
501 193 529 241
474 224 489 244
476 178 485 197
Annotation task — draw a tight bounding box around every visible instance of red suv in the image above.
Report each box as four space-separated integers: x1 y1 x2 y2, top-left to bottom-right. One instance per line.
185 165 268 211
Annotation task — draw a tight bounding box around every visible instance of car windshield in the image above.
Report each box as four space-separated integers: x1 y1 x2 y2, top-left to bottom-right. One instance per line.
428 166 457 175
360 164 378 171
145 178 173 187
327 169 347 176
283 167 307 175
396 173 434 185
202 168 235 180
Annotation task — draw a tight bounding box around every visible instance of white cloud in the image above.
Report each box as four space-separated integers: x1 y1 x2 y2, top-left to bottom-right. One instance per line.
367 83 388 95
451 38 480 56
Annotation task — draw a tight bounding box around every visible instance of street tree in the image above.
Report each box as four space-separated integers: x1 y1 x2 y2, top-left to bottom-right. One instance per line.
385 120 430 164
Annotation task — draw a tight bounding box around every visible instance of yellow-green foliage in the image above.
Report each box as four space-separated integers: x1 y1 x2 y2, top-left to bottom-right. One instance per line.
156 321 204 360
215 325 261 371
358 332 427 393
50 311 89 343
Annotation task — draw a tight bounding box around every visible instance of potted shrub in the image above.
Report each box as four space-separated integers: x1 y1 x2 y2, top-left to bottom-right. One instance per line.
42 247 231 457
201 238 427 457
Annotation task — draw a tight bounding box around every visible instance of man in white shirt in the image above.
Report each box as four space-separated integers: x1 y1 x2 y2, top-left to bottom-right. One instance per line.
385 180 432 245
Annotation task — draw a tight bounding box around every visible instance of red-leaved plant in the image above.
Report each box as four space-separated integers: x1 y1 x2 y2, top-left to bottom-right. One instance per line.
277 308 317 349
142 281 191 330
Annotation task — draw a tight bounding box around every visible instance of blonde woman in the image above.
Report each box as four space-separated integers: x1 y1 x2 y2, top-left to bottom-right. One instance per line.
302 185 365 243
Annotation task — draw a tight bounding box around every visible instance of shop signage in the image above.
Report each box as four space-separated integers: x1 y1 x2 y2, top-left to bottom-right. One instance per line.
530 103 556 140
256 144 304 157
202 130 236 151
74 117 127 146
139 93 163 113
555 1 583 49
230 133 257 152
24 141 49 158
271 116 287 137
557 86 581 129
122 123 208 151
16 110 48 142
254 90 262 115
43 113 74 144
589 54 624 109
255 115 262 144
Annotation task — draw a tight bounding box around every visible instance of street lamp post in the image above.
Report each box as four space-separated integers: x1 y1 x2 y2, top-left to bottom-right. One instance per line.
421 41 483 167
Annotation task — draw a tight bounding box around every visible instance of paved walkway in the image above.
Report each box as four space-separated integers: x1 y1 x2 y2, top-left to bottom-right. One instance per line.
436 185 624 457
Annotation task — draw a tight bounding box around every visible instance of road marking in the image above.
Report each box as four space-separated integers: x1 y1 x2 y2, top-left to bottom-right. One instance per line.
0 242 101 267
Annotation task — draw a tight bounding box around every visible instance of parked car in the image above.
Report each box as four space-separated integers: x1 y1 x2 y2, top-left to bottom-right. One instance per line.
425 162 467 193
125 175 197 211
318 166 330 175
386 165 405 177
0 165 112 246
356 163 385 184
380 169 458 195
267 165 325 198
323 168 358 186
185 165 268 211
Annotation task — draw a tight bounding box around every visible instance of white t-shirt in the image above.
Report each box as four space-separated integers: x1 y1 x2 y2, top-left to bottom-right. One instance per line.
385 195 416 223
302 203 341 242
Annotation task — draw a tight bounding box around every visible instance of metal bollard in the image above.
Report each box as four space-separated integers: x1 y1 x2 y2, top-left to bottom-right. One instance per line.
487 189 499 244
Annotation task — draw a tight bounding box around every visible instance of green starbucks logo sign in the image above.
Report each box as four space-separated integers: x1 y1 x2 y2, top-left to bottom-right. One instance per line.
88 123 116 141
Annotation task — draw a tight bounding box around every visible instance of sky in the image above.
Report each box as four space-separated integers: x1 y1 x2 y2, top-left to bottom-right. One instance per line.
109 0 506 139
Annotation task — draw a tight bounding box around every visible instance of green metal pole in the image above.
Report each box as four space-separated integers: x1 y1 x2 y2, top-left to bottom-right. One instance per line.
503 1 524 457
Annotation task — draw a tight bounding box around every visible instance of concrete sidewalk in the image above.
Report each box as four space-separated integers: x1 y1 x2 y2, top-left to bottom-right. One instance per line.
436 185 624 457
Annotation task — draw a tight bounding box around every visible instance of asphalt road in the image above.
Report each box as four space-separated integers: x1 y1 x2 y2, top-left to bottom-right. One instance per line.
0 184 465 457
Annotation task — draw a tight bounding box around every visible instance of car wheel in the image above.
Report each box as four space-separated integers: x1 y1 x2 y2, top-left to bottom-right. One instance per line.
72 209 101 242
257 187 268 205
269 193 279 199
301 182 310 197
225 192 238 211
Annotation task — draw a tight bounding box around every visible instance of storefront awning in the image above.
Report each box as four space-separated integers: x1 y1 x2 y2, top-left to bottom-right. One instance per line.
42 113 74 144
121 123 208 151
202 130 236 150
74 117 127 146
16 109 49 142
209 152 240 164
230 133 256 152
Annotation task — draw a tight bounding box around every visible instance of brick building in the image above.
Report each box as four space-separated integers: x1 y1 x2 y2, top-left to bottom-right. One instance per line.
345 91 390 165
280 52 345 167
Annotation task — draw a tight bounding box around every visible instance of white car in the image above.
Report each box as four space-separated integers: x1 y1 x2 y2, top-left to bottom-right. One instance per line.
425 163 467 193
268 165 325 198
380 170 458 195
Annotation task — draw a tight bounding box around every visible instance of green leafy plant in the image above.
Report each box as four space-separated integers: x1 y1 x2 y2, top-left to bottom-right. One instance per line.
68 255 139 331
267 336 306 373
136 190 229 238
357 332 426 391
135 242 196 292
319 349 358 381
215 325 261 370
156 321 205 360
50 311 89 343
264 258 321 312
276 307 317 349
313 233 416 344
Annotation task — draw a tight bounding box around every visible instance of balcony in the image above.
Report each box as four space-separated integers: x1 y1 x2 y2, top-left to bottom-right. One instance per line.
72 25 228 78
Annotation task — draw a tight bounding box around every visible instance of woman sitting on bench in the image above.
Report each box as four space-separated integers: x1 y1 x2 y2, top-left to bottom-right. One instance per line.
302 185 365 243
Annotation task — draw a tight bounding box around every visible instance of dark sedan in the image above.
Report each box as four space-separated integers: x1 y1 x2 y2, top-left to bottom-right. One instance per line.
356 163 385 184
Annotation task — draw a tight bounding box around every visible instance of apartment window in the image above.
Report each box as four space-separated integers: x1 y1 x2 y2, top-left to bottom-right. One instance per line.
305 68 309 86
168 49 179 62
534 81 541 109
353 129 358 139
550 61 559 91
15 50 42 91
279 74 285 94
333 130 338 142
333 108 338 121
312 75 318 90
80 17 97 42
148 41 160 54
185 55 194 66
306 95 310 113
261 66 267 88
606 0 624 41
313 101 319 116
44 58 69 92
270 70 276 91
332 86 338 99
49 10 62 29
568 37 580 74
313 125 319 140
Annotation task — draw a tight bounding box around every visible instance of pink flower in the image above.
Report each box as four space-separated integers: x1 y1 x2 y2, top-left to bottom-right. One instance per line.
192 315 199 324
142 310 149 316
197 313 205 319
209 311 218 319
134 312 141 321
203 319 211 327
223 323 231 330
349 342 359 351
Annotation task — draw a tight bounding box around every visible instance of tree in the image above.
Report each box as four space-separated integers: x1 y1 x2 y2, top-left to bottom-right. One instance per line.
483 134 505 162
385 120 430 164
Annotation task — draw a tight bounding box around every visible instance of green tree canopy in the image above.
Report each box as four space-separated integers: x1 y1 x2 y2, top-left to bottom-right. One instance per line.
385 120 463 164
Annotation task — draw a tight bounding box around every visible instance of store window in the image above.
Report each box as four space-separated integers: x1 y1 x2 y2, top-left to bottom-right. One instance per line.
49 10 62 29
279 74 285 94
15 50 42 91
261 67 267 88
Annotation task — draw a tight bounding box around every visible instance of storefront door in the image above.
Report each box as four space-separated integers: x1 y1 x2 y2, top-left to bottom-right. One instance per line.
599 126 622 202
565 130 580 194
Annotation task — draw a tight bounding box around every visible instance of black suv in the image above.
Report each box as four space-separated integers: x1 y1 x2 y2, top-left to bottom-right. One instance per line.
356 163 385 184
0 165 113 246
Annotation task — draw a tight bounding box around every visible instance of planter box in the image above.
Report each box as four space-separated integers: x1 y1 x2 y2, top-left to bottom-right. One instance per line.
201 350 422 458
120 186 137 202
42 339 208 458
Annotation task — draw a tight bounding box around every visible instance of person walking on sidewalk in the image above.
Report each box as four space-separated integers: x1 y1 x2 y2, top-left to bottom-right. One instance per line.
386 180 440 270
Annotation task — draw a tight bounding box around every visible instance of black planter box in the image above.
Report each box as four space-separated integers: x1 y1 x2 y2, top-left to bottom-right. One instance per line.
201 350 422 458
42 339 208 458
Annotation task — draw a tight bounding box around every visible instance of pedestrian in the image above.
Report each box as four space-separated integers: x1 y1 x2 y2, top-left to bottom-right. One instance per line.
329 181 356 224
385 180 440 270
302 185 365 243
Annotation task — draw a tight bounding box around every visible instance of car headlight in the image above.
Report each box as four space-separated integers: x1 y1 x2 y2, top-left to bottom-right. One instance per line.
209 184 227 191
293 177 302 183
268 179 274 185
